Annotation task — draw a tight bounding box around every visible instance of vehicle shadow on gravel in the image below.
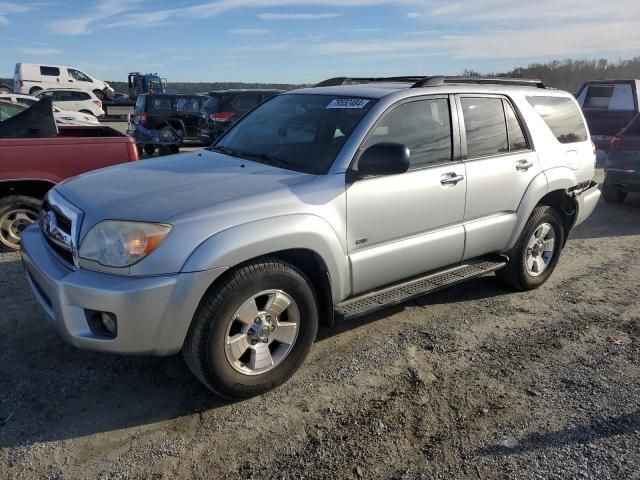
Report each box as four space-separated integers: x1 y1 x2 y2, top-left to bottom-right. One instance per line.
0 256 239 449
477 410 640 456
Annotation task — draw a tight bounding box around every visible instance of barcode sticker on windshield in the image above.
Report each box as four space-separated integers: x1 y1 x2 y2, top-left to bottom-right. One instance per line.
326 99 370 109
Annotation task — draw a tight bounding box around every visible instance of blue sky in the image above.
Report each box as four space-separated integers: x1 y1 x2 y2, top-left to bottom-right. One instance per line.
1 0 639 84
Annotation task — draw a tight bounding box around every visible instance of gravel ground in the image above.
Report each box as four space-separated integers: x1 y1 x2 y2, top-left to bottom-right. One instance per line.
1 169 639 479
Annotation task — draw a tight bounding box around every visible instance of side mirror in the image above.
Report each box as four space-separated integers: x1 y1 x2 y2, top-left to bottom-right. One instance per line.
353 142 410 178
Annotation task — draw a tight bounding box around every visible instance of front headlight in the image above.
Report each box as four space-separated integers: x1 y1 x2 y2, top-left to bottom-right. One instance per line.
79 221 172 268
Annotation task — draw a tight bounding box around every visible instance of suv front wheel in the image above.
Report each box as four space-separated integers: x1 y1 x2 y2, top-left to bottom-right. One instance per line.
497 206 565 291
183 258 318 398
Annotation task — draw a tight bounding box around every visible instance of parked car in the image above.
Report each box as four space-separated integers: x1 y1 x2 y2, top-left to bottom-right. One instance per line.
0 93 100 125
13 63 114 100
0 98 138 250
132 93 206 143
198 89 283 144
21 76 599 398
576 80 640 151
602 113 640 203
33 88 104 117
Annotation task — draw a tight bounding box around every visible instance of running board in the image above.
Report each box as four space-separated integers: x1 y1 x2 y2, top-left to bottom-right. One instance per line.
336 257 507 320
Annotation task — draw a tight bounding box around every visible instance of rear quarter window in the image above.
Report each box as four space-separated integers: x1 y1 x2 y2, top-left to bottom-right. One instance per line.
232 94 262 111
40 66 60 76
151 97 172 110
527 96 588 144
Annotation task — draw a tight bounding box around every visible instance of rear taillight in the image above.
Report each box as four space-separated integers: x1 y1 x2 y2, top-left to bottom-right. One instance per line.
140 112 148 125
126 141 139 161
93 100 102 109
591 140 597 155
209 112 235 122
611 135 621 149
19 80 23 88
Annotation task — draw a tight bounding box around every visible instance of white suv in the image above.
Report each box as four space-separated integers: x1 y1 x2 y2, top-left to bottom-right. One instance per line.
13 63 114 100
34 88 104 117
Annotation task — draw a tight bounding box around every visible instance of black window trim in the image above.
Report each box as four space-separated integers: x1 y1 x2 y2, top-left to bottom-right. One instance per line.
350 94 461 175
455 93 534 162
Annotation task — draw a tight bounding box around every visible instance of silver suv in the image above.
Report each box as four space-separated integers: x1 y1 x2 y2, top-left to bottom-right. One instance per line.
21 76 601 398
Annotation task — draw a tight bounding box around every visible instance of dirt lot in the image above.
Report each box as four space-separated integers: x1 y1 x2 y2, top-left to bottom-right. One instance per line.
1 169 639 479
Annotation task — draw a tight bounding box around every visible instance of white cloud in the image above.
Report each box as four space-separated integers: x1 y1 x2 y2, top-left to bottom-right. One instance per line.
228 28 270 34
0 16 8 25
258 12 342 20
48 0 142 34
0 1 33 25
19 47 61 55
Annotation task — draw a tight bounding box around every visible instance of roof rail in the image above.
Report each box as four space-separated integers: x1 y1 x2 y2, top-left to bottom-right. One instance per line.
412 76 549 89
313 75 549 89
314 76 427 87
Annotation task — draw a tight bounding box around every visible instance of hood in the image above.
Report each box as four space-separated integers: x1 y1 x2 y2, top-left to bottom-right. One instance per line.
57 150 314 225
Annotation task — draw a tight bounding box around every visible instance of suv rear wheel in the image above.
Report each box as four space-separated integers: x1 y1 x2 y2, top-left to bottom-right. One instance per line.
497 206 565 291
183 258 318 398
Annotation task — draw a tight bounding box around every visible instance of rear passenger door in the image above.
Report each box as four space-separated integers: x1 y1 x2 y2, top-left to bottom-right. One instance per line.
457 95 541 260
346 96 467 295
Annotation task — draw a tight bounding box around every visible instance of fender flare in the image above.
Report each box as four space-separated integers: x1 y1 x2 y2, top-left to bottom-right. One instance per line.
181 214 350 302
505 167 577 250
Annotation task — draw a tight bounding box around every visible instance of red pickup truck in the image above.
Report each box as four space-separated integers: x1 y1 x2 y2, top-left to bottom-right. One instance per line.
0 99 138 250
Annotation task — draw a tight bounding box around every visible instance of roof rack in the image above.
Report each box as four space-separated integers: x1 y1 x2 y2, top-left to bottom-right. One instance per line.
313 76 549 89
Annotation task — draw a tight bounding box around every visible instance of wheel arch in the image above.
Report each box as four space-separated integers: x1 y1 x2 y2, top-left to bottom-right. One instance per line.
506 169 578 250
180 215 350 316
0 179 56 200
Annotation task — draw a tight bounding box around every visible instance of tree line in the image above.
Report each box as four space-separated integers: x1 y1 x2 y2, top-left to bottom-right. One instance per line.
3 57 640 95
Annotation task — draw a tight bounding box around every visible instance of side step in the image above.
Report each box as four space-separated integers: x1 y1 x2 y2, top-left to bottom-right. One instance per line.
336 257 507 320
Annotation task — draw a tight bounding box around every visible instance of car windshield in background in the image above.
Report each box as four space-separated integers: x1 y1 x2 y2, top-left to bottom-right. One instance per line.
213 94 377 174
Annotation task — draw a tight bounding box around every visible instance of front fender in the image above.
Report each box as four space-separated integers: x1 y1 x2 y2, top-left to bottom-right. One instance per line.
181 214 350 302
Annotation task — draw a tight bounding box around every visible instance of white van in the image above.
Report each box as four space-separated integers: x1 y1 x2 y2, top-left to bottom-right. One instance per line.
13 63 114 100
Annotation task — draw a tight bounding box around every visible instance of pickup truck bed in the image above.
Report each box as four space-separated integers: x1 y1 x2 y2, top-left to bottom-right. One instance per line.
0 125 138 250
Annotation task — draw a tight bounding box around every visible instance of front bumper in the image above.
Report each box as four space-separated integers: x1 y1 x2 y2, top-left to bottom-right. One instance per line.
21 225 227 356
573 181 601 228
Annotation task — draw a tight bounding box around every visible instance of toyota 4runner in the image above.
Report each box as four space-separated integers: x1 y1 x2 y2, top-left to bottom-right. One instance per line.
21 76 601 398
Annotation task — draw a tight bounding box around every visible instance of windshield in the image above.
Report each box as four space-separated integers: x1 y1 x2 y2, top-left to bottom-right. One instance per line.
214 93 377 174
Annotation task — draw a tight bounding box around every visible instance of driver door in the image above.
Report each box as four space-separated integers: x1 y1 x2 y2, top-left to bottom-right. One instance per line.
346 96 467 295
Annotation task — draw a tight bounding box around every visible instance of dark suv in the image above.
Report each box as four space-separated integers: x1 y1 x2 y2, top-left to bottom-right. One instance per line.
603 113 640 203
134 93 206 141
198 89 282 144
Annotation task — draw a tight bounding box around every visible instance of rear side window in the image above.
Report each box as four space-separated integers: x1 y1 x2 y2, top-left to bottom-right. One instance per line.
175 97 201 112
364 98 453 169
461 97 508 158
40 66 60 76
152 97 172 110
527 96 588 144
232 94 262 111
75 92 91 100
578 84 635 111
503 101 529 152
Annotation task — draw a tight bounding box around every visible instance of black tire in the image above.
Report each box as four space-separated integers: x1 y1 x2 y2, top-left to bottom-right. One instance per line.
182 258 319 398
496 205 565 291
0 196 41 251
136 144 144 157
29 86 42 95
92 90 105 101
169 145 180 155
157 145 172 156
143 144 156 156
602 184 628 204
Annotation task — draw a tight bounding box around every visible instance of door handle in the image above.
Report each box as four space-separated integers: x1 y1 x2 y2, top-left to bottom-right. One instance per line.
440 173 465 186
516 160 534 171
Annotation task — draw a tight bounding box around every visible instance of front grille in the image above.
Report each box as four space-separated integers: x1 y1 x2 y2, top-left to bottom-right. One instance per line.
40 191 82 268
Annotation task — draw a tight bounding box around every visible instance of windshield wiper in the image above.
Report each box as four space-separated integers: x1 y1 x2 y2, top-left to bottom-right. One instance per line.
233 150 290 166
207 145 241 157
